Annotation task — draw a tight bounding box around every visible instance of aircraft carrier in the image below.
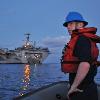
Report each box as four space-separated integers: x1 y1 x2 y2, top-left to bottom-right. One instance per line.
0 33 50 64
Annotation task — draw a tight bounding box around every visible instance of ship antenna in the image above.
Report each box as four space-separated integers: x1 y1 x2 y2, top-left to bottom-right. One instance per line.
25 33 30 42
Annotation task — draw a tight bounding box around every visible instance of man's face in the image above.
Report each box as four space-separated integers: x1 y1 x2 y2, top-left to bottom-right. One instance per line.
67 22 84 35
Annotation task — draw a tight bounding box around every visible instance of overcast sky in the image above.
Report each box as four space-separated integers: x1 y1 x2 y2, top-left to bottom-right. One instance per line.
0 0 100 63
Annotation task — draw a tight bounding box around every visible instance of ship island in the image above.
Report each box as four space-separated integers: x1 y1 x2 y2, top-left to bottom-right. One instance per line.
0 33 50 64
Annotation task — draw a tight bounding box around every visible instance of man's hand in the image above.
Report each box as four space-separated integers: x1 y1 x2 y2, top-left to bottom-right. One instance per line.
67 87 83 100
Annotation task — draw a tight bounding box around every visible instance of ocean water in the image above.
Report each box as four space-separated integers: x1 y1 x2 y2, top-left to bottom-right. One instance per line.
0 63 100 100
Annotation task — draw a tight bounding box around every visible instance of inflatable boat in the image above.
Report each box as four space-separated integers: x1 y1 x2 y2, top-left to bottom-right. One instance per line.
13 81 100 100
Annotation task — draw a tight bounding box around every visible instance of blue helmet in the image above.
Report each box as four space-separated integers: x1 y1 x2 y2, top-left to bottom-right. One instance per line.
63 12 88 27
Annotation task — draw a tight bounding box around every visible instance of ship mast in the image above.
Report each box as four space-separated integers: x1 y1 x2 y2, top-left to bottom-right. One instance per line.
25 33 30 43
24 33 33 48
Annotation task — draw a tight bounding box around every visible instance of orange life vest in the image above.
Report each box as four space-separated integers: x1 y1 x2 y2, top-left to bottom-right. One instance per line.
61 27 100 73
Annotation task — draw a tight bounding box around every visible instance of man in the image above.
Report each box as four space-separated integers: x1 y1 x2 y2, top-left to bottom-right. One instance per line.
61 12 99 100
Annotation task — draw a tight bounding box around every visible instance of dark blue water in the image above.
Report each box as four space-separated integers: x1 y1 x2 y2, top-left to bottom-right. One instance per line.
0 63 100 100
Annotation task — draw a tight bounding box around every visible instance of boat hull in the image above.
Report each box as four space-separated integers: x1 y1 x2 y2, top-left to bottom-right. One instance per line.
13 81 100 100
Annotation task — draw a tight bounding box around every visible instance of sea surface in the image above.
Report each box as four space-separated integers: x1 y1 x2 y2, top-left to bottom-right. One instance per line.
0 63 100 100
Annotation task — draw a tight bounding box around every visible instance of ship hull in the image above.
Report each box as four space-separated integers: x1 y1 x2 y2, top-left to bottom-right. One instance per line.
0 50 49 64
